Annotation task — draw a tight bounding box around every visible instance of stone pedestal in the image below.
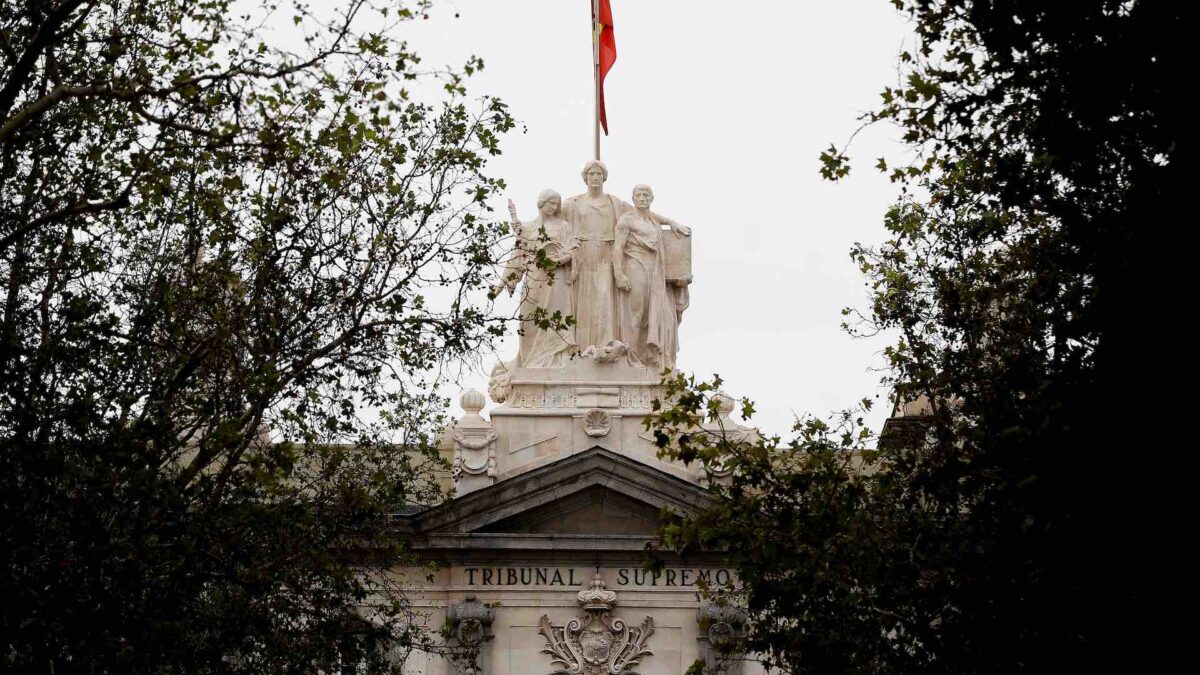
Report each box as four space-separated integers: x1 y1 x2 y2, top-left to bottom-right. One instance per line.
452 390 498 494
456 358 701 497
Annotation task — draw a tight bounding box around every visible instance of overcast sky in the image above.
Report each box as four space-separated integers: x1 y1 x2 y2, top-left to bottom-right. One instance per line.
394 0 913 437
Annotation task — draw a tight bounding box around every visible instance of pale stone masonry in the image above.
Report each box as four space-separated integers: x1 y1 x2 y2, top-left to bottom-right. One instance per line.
396 162 764 674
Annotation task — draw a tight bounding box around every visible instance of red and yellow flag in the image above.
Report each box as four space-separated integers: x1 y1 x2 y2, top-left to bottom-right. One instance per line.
593 0 617 134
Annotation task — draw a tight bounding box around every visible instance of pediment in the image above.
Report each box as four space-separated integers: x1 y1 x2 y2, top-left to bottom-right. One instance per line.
477 484 662 536
409 446 715 537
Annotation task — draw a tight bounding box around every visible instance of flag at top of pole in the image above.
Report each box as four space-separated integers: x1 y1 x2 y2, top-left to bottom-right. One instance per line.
593 0 617 134
592 0 616 158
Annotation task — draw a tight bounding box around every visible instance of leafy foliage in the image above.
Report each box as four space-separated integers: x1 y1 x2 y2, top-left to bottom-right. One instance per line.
654 1 1182 673
0 1 514 672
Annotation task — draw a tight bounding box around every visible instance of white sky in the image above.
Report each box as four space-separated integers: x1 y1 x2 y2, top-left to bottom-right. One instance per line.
395 1 913 437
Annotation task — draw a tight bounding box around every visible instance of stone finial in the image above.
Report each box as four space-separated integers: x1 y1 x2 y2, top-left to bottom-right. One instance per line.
713 391 735 419
453 389 498 495
460 389 486 418
576 573 619 611
701 391 757 485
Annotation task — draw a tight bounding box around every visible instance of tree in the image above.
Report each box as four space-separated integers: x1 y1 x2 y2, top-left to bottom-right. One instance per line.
1 1 514 672
654 2 1183 673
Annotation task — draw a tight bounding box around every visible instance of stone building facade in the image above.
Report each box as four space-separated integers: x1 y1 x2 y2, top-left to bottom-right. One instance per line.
394 164 767 674
395 371 763 674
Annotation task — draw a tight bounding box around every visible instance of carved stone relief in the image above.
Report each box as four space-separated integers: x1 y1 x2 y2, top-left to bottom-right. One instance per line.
446 595 495 675
583 409 612 437
696 600 748 675
539 574 655 675
453 390 497 485
506 386 579 409
579 339 634 364
487 362 513 404
617 386 656 410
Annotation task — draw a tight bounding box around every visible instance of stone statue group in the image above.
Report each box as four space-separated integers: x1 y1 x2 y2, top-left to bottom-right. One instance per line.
492 160 692 374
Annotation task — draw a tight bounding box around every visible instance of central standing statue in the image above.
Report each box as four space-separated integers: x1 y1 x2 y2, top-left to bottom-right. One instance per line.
561 160 688 354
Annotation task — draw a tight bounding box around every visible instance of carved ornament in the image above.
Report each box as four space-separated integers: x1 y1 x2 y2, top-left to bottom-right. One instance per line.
583 409 612 437
538 574 654 675
447 595 495 675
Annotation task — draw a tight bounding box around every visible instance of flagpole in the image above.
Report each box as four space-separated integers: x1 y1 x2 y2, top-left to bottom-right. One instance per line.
592 0 601 161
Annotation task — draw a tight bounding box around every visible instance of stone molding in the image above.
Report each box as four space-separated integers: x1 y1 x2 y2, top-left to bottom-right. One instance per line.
408 447 716 536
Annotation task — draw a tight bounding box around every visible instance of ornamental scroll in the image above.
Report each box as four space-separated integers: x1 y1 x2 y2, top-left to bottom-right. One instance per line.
538 574 654 675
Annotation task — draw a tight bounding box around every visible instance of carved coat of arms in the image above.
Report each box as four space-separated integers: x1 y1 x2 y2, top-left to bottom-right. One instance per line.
538 574 654 675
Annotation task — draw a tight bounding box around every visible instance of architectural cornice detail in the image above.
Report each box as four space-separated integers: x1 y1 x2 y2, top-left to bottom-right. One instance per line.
406 446 716 536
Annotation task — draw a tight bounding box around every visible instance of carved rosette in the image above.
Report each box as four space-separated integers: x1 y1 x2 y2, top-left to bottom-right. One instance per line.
538 574 654 675
447 595 495 675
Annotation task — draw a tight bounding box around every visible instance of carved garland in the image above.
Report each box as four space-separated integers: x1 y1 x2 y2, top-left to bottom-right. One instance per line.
538 574 654 675
452 427 498 482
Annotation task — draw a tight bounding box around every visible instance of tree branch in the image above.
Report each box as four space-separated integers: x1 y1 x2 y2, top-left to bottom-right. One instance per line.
0 81 115 143
0 0 92 118
0 189 130 253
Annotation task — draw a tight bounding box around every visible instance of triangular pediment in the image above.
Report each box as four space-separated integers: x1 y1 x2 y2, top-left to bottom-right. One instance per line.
477 484 663 535
409 446 715 537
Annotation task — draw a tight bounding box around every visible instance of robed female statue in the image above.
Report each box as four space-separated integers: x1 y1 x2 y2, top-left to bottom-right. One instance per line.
493 190 579 368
